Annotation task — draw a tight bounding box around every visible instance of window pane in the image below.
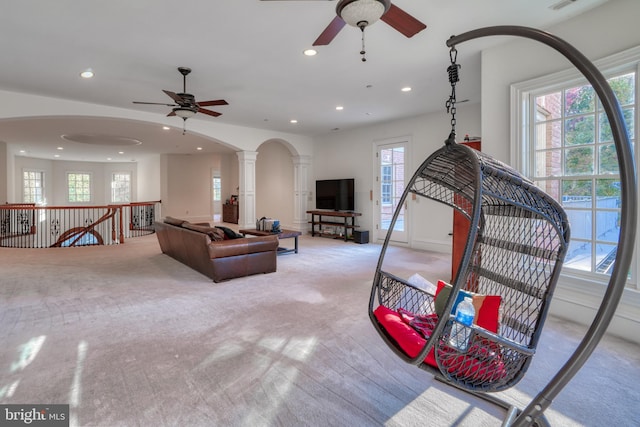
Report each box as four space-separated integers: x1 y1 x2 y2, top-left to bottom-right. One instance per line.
564 146 594 175
565 240 592 272
595 243 618 274
567 209 593 240
596 211 620 243
23 170 44 203
598 144 619 174
535 120 562 150
562 179 592 202
111 172 131 203
68 173 91 202
596 179 621 208
607 73 635 106
535 150 561 178
565 116 595 145
565 85 595 116
599 107 635 143
381 164 392 204
535 92 562 120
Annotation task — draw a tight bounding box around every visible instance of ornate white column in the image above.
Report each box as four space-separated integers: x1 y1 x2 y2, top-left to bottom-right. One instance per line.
292 155 311 231
236 151 258 229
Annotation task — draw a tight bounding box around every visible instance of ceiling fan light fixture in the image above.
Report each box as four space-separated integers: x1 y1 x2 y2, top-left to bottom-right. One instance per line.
173 107 196 119
338 0 389 28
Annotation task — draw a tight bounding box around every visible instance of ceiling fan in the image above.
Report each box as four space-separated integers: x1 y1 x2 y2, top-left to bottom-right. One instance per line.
133 67 228 130
262 0 426 60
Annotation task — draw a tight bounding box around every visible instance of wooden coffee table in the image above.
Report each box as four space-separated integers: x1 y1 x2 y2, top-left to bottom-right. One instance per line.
239 228 302 255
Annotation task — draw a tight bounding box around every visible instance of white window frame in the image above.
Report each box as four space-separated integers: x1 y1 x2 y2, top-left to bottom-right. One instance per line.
511 46 640 291
111 171 131 203
67 172 93 203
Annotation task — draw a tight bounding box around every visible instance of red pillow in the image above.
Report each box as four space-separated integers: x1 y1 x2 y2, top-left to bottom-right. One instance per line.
373 305 507 382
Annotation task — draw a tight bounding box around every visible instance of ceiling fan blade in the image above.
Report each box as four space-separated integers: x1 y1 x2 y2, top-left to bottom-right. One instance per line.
167 111 176 117
163 90 184 104
381 3 426 38
133 101 176 106
197 107 222 117
197 99 228 107
313 16 346 46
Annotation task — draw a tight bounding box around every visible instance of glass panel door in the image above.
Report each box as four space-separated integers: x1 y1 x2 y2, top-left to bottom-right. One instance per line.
376 141 408 243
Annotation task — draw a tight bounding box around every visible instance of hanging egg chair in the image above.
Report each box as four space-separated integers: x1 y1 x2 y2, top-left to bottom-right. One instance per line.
370 139 570 391
368 26 636 426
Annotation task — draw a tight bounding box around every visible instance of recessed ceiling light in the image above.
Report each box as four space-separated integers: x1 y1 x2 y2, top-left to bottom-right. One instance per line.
401 87 412 92
290 119 298 124
57 146 64 150
54 154 60 158
107 157 112 161
19 150 25 153
336 106 344 111
80 69 94 79
162 126 170 130
303 49 317 56
196 147 203 151
118 151 124 154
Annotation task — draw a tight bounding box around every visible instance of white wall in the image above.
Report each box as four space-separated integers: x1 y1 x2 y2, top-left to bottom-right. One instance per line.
221 153 238 203
256 140 295 228
12 156 137 205
136 154 161 202
480 0 640 343
312 103 481 251
162 153 223 221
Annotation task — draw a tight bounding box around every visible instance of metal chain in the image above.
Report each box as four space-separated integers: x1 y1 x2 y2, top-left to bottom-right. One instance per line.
445 47 461 141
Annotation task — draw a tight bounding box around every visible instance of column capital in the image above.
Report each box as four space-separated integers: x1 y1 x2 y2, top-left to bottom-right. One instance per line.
292 154 312 166
237 151 259 162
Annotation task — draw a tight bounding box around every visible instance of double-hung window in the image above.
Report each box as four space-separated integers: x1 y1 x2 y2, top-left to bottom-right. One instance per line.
111 172 131 203
513 47 638 289
67 172 92 203
23 170 45 204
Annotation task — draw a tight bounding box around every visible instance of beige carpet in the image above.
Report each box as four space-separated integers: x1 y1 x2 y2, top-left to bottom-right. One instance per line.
1 232 639 426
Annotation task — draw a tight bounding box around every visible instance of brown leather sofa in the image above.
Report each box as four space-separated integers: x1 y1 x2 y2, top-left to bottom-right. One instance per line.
154 217 278 282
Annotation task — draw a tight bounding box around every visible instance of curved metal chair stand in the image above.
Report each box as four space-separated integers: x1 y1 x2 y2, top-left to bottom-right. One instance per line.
368 26 637 427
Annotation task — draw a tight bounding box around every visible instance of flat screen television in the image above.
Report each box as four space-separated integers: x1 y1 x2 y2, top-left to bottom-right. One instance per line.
315 178 355 211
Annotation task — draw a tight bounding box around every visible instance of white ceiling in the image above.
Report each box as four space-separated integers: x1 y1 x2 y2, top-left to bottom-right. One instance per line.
0 0 610 162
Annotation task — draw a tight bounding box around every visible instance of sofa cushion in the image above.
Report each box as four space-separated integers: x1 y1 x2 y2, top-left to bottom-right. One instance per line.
207 235 278 258
182 222 225 241
215 226 243 240
164 216 186 227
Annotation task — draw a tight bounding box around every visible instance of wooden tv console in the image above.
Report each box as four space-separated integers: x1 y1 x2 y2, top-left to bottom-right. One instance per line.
307 210 361 242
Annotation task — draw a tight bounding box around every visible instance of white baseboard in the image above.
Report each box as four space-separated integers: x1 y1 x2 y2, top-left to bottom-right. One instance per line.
410 237 452 254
